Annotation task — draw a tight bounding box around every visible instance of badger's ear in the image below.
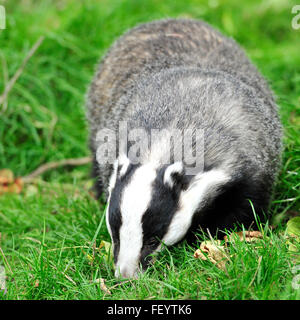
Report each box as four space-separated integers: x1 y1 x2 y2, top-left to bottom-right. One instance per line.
161 169 231 246
164 162 185 189
118 153 131 177
182 169 231 212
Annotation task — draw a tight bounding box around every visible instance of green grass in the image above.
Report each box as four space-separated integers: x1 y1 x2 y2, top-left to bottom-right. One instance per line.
0 0 299 300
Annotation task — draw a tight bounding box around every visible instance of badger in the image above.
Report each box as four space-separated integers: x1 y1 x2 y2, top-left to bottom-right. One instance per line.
86 19 282 278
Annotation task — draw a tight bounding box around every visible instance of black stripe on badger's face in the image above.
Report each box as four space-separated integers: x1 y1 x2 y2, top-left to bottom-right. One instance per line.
140 166 185 270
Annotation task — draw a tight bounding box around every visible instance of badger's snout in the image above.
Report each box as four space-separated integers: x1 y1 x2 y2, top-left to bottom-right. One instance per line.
115 264 140 279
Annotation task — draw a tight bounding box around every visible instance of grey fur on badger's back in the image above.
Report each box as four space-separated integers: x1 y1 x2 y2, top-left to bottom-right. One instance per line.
86 19 282 276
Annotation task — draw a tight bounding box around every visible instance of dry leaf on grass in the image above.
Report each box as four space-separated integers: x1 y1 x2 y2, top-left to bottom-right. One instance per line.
0 169 23 195
194 231 264 271
287 217 300 239
286 217 300 261
194 240 229 271
94 278 111 295
224 230 263 244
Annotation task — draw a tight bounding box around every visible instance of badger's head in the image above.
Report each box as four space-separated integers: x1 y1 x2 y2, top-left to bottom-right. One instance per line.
106 154 230 278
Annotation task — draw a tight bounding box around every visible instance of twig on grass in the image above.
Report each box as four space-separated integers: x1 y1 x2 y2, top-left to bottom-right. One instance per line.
21 156 92 183
0 36 45 106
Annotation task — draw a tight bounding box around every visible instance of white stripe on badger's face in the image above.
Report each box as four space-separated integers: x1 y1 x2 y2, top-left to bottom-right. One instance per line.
162 169 230 246
115 163 157 278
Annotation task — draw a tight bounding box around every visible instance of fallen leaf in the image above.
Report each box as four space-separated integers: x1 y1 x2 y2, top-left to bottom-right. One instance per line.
224 230 263 244
286 217 300 261
287 217 300 238
94 278 111 295
194 240 229 271
0 170 23 195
